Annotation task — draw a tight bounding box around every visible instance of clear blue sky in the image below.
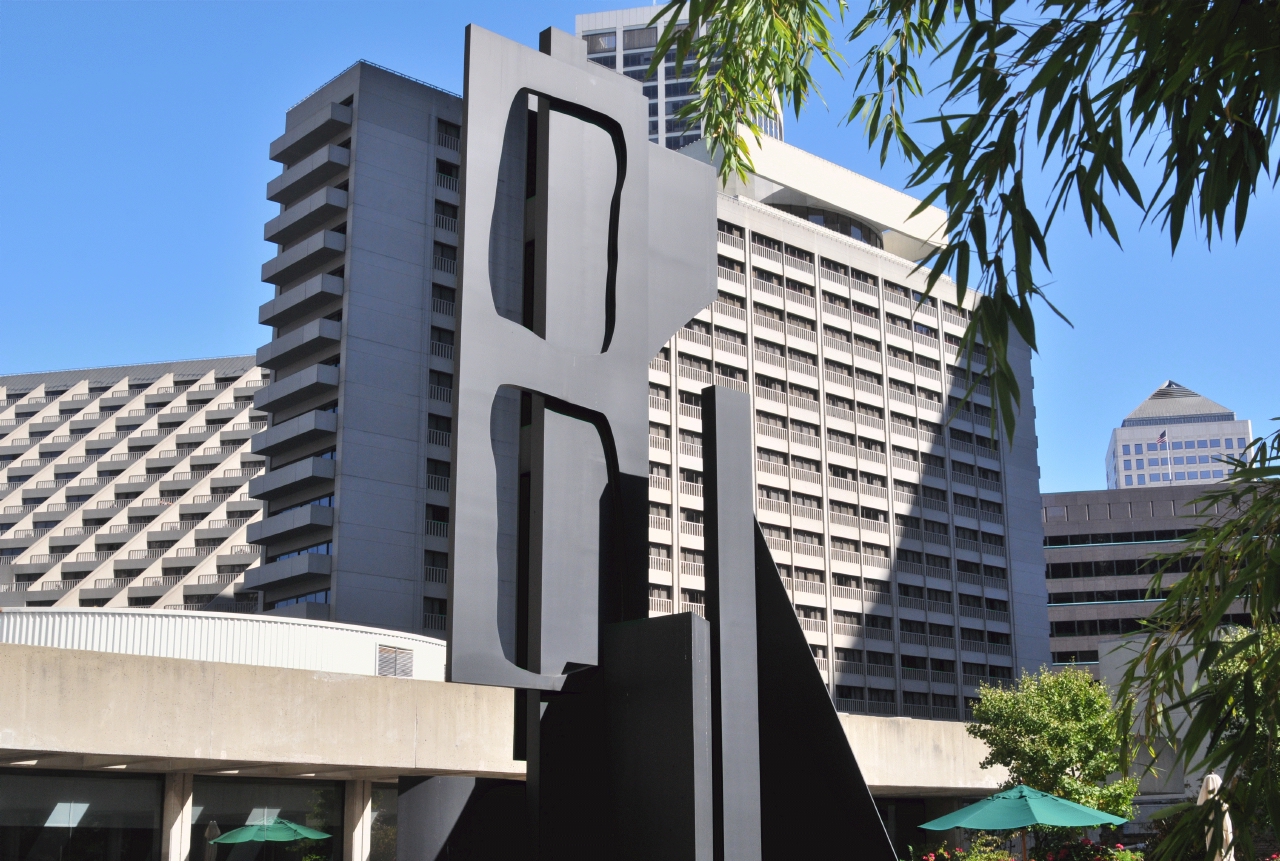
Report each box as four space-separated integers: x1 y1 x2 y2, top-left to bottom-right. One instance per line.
1 1 1276 492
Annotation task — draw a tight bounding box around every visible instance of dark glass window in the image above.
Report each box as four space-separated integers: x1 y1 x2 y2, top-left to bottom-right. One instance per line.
767 203 883 248
192 777 342 861
0 770 162 861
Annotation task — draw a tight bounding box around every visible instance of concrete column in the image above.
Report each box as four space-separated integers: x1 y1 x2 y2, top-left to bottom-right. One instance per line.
161 772 194 861
343 780 374 861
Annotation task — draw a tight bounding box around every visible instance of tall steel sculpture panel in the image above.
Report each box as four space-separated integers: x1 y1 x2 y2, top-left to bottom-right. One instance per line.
448 25 716 692
425 23 898 861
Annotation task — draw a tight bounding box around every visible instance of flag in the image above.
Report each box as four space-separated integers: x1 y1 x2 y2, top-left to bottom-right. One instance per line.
1156 431 1167 446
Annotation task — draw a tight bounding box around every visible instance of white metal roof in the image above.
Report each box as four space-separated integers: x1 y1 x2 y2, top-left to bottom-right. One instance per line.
0 608 446 681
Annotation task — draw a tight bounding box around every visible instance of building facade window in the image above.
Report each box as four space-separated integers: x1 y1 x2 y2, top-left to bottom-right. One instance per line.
191 777 342 861
0 771 163 861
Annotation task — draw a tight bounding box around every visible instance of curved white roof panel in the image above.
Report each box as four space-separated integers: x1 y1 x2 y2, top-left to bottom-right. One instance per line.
0 608 446 680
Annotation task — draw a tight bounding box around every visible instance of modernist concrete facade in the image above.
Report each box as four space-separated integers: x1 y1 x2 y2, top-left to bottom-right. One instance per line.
249 62 463 633
0 49 1050 721
643 133 1050 721
0 358 270 613
1105 381 1252 489
0 28 1053 861
1040 484 1239 669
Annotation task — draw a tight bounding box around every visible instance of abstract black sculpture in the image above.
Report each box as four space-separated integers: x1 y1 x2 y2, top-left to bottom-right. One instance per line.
397 23 897 861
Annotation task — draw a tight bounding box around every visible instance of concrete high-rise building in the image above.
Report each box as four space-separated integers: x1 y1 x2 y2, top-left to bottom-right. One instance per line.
248 62 463 633
1106 381 1252 489
642 132 1049 720
0 358 268 611
1040 484 1248 672
575 6 784 150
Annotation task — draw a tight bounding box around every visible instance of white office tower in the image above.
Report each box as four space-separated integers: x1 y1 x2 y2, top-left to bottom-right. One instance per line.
575 6 784 150
1105 381 1252 489
645 133 1050 720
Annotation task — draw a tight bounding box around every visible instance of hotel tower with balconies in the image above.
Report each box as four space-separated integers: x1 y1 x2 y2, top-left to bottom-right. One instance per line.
0 358 268 612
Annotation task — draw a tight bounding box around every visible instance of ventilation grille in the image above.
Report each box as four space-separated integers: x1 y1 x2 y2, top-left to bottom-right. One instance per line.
376 645 414 678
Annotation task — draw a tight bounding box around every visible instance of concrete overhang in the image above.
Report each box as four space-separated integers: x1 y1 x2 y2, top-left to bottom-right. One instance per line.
251 409 338 457
247 503 334 545
242 551 331 591
0 642 524 782
688 131 950 263
269 103 353 166
267 145 351 205
838 712 1006 797
259 274 345 329
0 644 1005 797
248 456 336 500
254 365 340 413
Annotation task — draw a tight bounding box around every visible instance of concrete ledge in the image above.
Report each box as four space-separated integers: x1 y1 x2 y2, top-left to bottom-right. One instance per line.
256 318 342 371
248 456 336 501
259 274 345 328
263 600 331 620
0 642 524 780
264 187 348 245
269 102 352 165
839 712 1006 796
242 552 332 591
261 230 346 287
247 503 334 545
254 365 340 413
267 145 350 204
251 409 338 457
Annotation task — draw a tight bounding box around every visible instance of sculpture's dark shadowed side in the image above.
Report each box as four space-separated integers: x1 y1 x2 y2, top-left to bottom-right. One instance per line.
397 776 529 861
753 524 897 861
602 612 714 861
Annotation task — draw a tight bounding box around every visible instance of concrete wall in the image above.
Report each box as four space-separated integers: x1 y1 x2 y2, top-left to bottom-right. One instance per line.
840 712 1006 796
1005 333 1051 675
0 644 523 780
0 643 1004 798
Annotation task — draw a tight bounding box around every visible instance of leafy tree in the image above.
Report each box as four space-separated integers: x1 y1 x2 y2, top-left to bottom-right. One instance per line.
967 666 1138 817
649 3 1280 858
650 0 1280 442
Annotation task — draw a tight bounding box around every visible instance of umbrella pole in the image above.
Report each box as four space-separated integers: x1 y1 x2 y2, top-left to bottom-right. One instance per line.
1022 830 1027 861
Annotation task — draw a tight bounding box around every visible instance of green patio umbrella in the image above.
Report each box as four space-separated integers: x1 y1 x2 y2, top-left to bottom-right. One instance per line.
210 818 331 844
919 785 1128 861
920 785 1128 831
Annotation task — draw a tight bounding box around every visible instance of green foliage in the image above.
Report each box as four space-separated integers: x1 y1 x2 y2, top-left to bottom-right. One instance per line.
650 0 1280 444
967 666 1138 818
1119 429 1280 861
963 833 1020 861
905 838 1010 861
650 0 847 185
1031 835 1143 861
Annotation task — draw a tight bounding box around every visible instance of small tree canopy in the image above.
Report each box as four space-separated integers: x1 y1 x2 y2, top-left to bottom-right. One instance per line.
968 666 1137 818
